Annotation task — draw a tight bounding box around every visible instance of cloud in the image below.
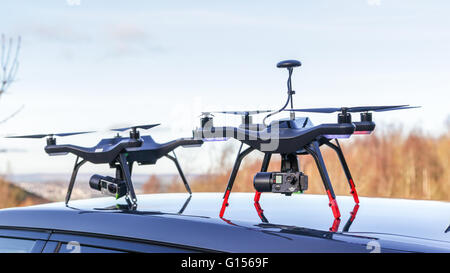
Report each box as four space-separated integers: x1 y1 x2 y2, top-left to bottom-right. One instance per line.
15 22 164 60
21 24 91 44
367 0 382 6
104 24 165 58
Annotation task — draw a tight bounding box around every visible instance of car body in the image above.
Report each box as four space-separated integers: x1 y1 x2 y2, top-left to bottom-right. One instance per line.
0 192 448 253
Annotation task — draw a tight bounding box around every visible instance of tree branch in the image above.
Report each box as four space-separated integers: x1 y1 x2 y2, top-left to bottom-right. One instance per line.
0 104 24 125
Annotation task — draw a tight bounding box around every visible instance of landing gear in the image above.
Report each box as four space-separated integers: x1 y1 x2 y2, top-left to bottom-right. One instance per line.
219 138 360 232
304 141 341 220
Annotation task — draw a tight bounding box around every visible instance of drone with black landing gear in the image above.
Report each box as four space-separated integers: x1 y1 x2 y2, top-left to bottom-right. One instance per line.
194 59 419 229
7 124 203 208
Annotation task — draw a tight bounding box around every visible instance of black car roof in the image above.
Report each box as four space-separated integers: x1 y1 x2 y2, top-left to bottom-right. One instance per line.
0 193 448 252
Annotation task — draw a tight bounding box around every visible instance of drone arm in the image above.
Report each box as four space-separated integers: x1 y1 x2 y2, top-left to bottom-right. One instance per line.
165 152 192 195
220 144 254 218
324 139 359 204
158 138 203 154
45 140 141 164
304 141 341 220
353 121 376 134
65 156 87 206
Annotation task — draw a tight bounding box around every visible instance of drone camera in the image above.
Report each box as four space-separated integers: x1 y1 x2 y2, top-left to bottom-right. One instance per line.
89 174 127 199
253 172 308 195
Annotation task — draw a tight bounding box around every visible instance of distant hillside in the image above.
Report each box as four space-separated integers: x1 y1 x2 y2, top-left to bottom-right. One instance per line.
0 177 50 209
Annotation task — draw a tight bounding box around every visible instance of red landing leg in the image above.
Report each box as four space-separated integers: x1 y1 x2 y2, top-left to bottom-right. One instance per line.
326 190 341 219
343 204 360 232
349 203 359 222
330 218 341 232
254 191 262 202
219 190 231 218
349 179 360 204
253 191 269 223
253 191 264 218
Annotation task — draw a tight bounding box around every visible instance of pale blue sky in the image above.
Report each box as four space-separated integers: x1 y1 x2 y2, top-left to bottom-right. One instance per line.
0 0 448 175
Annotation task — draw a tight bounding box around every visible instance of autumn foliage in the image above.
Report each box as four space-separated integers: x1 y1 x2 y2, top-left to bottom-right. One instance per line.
0 177 49 209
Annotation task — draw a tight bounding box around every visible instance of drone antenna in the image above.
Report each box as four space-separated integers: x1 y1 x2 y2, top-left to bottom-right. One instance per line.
263 60 301 126
287 67 295 118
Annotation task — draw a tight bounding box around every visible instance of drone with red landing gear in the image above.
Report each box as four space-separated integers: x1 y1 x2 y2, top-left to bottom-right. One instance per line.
193 59 419 231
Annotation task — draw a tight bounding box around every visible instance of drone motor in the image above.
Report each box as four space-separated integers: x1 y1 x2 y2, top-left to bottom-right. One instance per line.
338 112 352 124
242 115 252 125
199 112 214 129
201 116 213 129
360 112 372 122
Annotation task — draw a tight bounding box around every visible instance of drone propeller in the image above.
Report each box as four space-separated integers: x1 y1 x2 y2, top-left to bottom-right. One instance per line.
200 112 215 117
110 123 160 132
0 148 26 153
287 105 419 114
5 131 94 139
5 131 95 145
371 106 421 112
110 123 160 140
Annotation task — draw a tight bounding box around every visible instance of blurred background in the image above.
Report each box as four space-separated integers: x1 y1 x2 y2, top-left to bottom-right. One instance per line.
0 0 448 208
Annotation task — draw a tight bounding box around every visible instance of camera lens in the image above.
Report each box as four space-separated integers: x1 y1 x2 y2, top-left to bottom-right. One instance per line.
286 174 296 184
253 172 273 192
89 174 127 199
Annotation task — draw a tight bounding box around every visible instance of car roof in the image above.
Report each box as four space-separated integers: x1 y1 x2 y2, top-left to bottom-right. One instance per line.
0 193 448 252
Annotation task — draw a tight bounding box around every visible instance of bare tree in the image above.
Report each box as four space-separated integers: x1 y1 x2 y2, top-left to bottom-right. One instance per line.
0 34 23 124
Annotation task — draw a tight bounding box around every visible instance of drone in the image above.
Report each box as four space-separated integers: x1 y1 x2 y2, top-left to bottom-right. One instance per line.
7 124 203 208
194 59 419 225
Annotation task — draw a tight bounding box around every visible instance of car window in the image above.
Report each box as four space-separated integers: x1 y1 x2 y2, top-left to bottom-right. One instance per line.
50 233 199 253
57 243 124 253
0 237 37 253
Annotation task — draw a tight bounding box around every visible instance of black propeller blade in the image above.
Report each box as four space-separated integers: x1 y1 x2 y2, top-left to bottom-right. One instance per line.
5 131 94 139
287 105 419 113
200 112 215 117
0 148 26 153
110 123 160 132
373 106 421 112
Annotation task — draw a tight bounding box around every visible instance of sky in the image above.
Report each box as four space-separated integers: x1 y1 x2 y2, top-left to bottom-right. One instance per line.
0 0 449 175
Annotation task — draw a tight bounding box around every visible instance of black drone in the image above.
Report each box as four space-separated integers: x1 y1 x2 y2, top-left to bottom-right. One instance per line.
194 59 419 228
7 124 203 208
